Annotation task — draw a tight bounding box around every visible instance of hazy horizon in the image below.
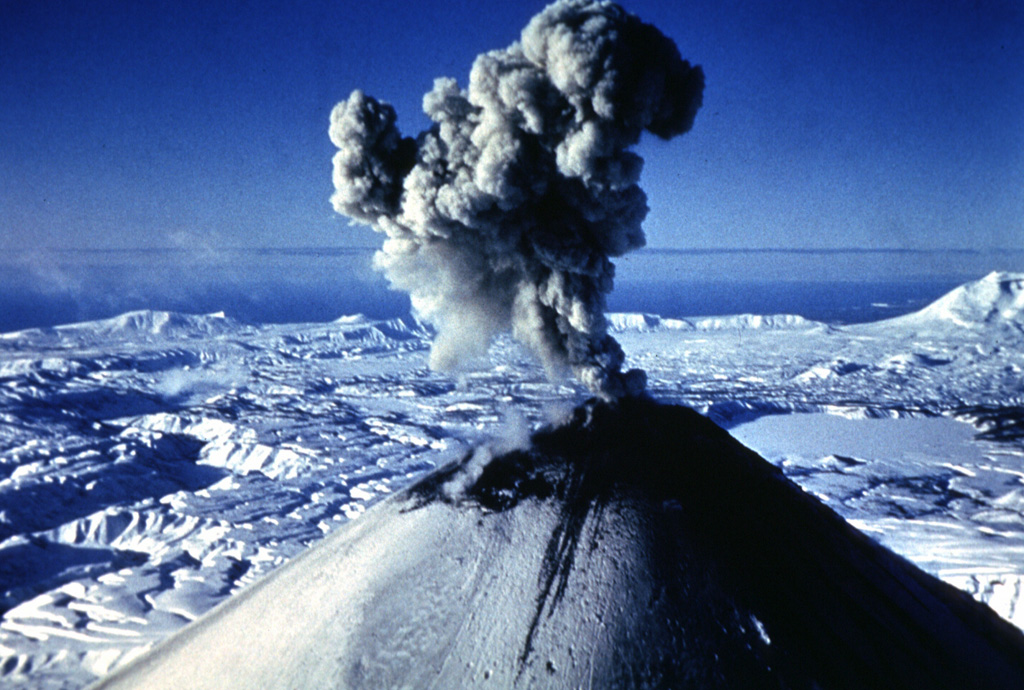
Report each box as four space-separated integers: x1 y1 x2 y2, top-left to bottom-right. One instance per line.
3 0 1021 333
3 246 1022 333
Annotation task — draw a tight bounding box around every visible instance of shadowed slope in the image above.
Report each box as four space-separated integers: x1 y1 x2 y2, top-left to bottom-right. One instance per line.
92 399 1024 689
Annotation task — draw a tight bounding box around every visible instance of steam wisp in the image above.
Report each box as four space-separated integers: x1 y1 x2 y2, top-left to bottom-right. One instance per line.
330 0 703 399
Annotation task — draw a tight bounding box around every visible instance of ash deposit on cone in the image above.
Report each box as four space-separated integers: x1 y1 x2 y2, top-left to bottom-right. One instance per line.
329 0 703 399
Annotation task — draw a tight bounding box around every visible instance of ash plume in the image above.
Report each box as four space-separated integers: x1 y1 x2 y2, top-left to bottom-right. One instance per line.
329 0 703 399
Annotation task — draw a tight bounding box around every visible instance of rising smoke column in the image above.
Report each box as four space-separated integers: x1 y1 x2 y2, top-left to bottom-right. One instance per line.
329 0 703 400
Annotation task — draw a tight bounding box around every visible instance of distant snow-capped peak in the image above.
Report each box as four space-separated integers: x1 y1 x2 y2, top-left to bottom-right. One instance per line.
64 310 237 338
911 271 1024 327
0 310 246 346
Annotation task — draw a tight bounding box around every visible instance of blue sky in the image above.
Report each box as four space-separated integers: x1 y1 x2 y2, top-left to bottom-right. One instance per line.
3 0 1022 252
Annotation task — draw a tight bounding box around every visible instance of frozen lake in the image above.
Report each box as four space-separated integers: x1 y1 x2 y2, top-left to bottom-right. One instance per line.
734 412 1024 627
732 413 984 466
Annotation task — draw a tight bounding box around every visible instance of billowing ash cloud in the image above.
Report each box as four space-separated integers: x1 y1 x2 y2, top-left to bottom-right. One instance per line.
330 0 703 399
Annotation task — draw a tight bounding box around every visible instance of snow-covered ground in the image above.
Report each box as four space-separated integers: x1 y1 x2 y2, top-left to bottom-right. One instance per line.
1 271 1022 688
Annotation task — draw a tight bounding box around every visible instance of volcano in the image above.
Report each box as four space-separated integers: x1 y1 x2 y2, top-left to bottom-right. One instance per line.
91 397 1024 689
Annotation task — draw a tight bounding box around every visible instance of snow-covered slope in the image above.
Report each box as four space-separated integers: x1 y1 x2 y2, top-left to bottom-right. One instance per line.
876 271 1024 330
0 310 246 346
91 400 1024 690
1 273 1023 688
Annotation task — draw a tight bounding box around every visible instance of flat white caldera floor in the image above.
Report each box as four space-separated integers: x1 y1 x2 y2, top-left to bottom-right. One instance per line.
1 272 1022 688
731 412 1024 621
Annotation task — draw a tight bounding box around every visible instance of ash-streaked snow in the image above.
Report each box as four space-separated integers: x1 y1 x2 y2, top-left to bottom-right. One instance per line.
1 272 1023 688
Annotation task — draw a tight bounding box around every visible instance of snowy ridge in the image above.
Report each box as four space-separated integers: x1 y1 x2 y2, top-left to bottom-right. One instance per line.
882 271 1024 329
336 313 434 342
57 310 242 340
0 311 246 347
607 312 817 332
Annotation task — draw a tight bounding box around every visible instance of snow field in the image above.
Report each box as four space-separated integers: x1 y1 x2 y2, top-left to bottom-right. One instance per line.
0 272 1022 687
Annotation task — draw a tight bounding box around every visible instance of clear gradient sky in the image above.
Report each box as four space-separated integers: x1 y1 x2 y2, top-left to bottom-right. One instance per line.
2 0 1022 252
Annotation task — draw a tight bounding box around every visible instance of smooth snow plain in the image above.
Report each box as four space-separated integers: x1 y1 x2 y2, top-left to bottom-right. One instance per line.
1 271 1023 688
